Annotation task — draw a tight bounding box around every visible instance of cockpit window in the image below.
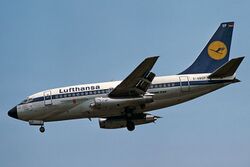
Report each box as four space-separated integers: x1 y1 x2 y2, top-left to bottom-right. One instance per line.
21 98 33 104
27 98 33 103
21 99 28 104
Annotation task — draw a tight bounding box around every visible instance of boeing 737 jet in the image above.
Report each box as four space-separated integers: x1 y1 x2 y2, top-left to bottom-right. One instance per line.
8 22 244 133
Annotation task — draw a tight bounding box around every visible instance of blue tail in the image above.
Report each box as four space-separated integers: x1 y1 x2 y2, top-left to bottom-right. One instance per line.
180 22 234 74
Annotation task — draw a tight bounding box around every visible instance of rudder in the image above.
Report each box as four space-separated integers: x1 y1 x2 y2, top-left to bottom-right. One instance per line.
180 22 234 74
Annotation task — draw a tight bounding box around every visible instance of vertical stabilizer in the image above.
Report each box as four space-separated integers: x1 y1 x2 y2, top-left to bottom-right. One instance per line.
180 22 234 74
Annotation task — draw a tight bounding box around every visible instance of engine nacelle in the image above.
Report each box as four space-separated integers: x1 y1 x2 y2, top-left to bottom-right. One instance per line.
99 114 158 129
91 96 153 110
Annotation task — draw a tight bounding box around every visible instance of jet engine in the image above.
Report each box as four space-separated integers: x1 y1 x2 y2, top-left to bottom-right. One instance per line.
99 114 160 129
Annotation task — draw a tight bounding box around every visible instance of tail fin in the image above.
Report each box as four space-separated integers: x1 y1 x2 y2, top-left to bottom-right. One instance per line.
208 57 244 78
180 22 234 74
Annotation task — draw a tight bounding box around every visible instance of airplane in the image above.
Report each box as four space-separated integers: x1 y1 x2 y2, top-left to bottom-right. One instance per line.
8 22 244 133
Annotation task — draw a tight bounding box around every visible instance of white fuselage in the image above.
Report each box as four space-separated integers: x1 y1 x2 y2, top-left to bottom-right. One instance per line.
16 73 234 122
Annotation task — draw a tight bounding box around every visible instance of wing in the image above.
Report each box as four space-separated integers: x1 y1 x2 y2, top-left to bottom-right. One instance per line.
109 56 159 98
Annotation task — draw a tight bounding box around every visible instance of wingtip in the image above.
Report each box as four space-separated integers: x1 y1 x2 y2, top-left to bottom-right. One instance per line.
146 55 160 60
220 21 234 28
231 56 245 62
238 56 245 61
233 78 241 83
236 56 245 59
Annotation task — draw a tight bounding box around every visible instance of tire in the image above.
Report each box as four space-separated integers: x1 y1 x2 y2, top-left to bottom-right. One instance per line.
39 126 45 133
126 121 135 131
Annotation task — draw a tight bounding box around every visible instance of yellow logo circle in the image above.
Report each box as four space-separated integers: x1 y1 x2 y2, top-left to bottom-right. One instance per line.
207 41 228 60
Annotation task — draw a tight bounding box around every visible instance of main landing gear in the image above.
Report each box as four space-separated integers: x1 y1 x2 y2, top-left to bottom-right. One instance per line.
125 108 135 131
126 120 135 131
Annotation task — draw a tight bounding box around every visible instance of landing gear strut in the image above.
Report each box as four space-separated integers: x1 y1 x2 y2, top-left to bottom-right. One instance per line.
125 107 136 131
29 120 45 133
126 120 135 131
39 126 45 133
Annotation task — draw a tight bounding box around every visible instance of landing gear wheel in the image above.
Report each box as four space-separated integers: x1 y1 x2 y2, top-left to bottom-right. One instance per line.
126 121 135 131
39 126 45 133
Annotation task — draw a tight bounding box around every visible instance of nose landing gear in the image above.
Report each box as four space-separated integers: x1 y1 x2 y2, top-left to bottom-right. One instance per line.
39 126 45 133
29 120 45 133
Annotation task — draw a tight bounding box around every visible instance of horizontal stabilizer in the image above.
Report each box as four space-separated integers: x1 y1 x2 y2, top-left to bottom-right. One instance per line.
208 57 244 78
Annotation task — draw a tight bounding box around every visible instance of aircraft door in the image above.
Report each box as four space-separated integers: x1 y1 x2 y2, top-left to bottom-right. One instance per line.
44 90 52 106
179 76 190 92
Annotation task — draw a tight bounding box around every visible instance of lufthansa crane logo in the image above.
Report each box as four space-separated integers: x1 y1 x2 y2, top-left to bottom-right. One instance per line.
207 41 228 60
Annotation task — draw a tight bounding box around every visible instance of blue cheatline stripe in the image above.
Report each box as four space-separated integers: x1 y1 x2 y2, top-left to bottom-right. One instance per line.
20 79 232 105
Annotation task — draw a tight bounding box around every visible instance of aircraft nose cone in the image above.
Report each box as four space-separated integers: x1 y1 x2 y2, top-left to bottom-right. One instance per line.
8 106 18 119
